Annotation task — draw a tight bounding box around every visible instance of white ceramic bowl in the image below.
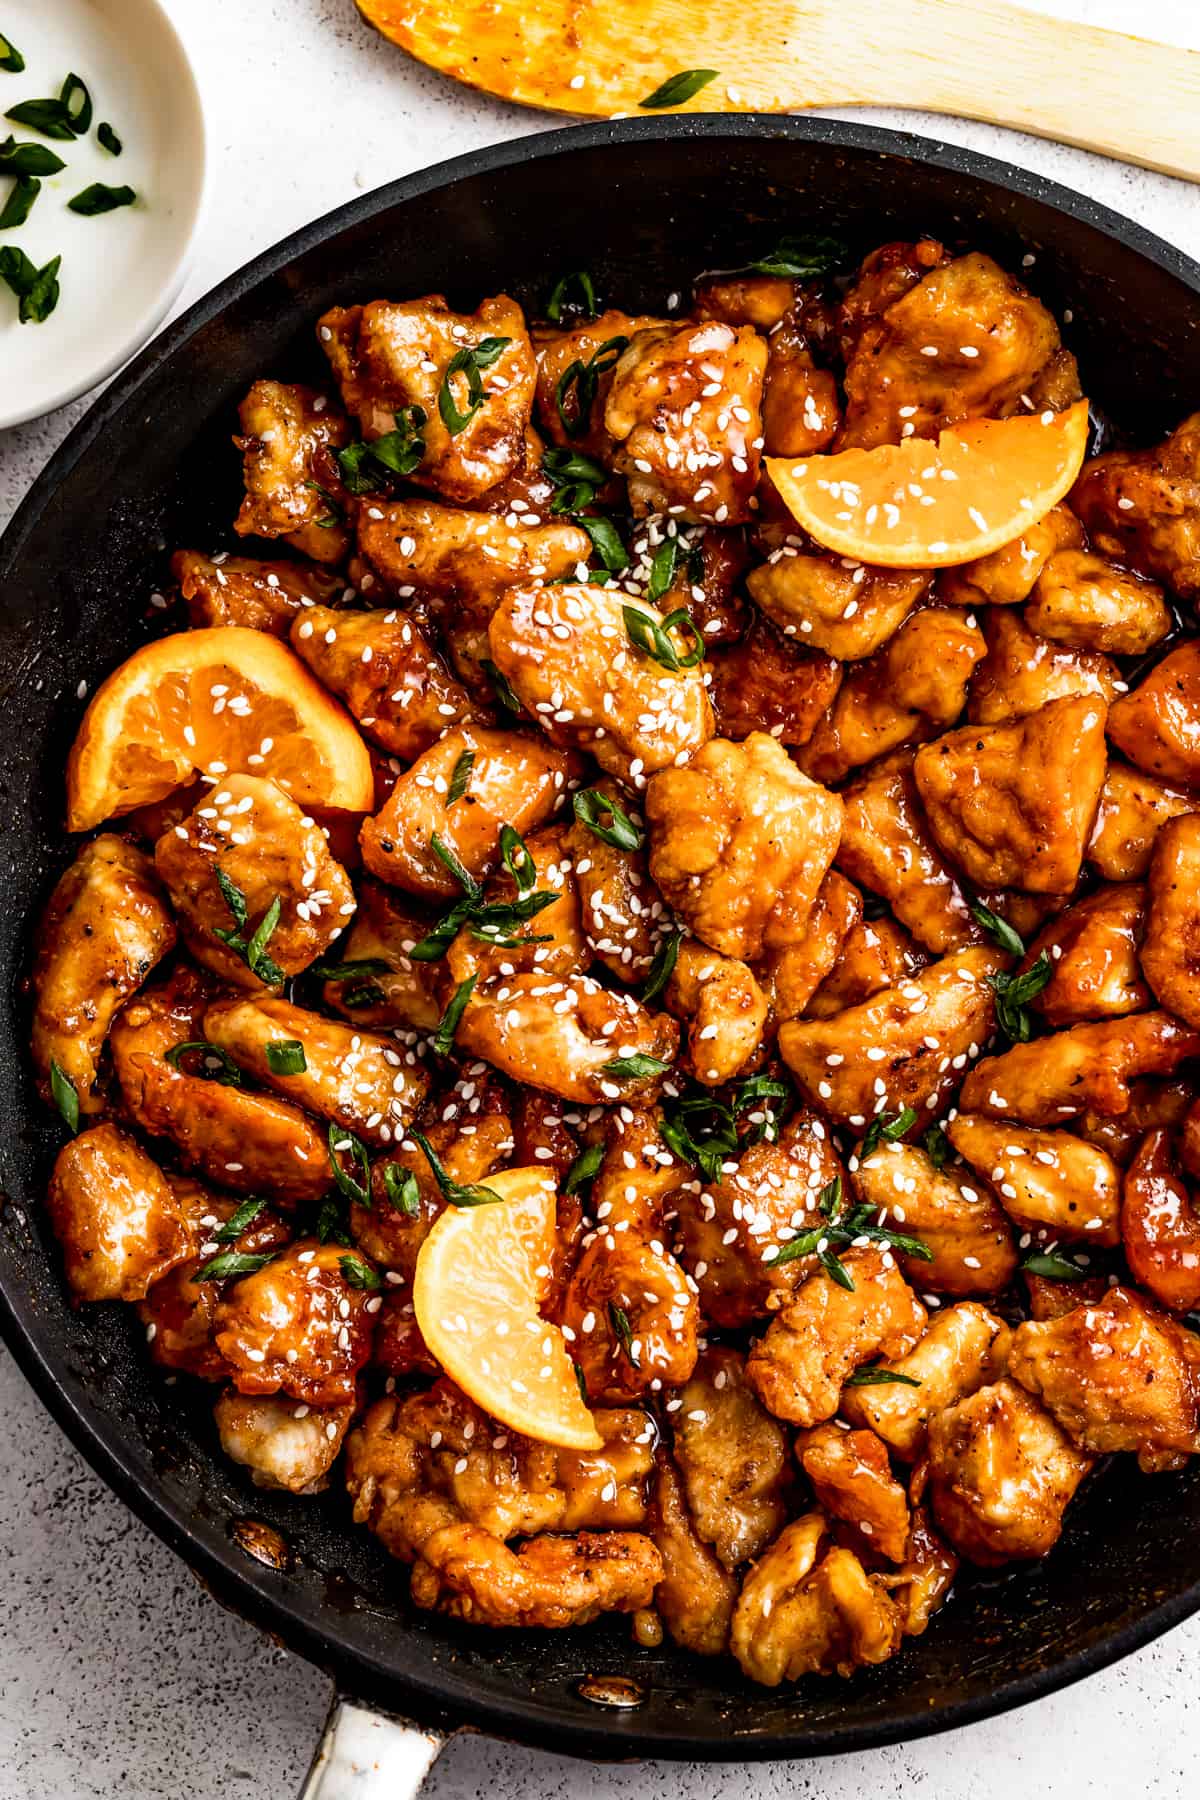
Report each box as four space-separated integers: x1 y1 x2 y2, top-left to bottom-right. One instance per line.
0 0 206 430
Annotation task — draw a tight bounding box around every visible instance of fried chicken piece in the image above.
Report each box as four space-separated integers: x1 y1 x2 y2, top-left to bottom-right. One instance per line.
359 725 571 897
761 309 841 456
746 1247 927 1427
837 238 948 361
654 523 751 647
568 787 668 984
1027 550 1172 656
836 754 979 954
839 252 1061 450
290 605 475 760
356 495 587 604
927 1377 1093 1565
665 940 768 1085
755 871 861 1025
604 320 767 523
854 1142 1017 1295
1009 1286 1200 1462
444 820 587 989
937 502 1084 607
648 1452 737 1656
460 971 678 1105
1021 884 1148 1029
779 946 1001 1130
959 1011 1200 1126
840 1302 1011 1460
1087 761 1198 882
731 1514 903 1684
174 549 345 637
673 1348 794 1567
318 295 537 503
487 583 713 787
883 1499 958 1636
798 1424 910 1562
805 918 926 1020
708 615 841 748
913 694 1108 893
966 608 1119 726
1071 411 1200 598
947 1115 1121 1246
32 834 176 1117
798 605 986 786
645 733 842 962
411 1526 663 1628
746 552 931 662
1141 814 1200 1026
214 1240 377 1406
696 275 796 331
1121 1127 1200 1313
155 775 356 986
319 879 442 1032
233 380 351 564
534 309 667 457
202 993 427 1147
1107 639 1200 787
46 1123 191 1302
214 1390 355 1494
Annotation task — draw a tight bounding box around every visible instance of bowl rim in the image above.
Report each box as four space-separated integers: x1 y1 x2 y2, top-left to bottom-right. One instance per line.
0 0 209 432
5 110 1200 1760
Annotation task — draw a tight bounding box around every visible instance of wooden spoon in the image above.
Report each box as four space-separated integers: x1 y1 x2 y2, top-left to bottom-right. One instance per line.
356 0 1200 182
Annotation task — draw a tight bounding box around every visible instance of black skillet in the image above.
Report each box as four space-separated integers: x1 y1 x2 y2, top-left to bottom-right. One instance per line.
3 115 1200 1787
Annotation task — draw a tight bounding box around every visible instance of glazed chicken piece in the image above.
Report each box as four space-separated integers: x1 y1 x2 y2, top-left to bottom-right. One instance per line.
913 694 1108 892
746 1247 927 1427
927 1377 1093 1565
731 1514 903 1684
444 819 587 989
883 1498 959 1637
837 237 948 360
1087 761 1198 882
1122 1128 1200 1313
1071 411 1200 597
755 871 861 1025
110 970 332 1204
173 549 346 637
947 1114 1122 1246
46 1123 191 1302
155 774 356 986
1023 884 1149 1027
32 834 176 1117
318 294 537 503
835 755 980 954
838 251 1061 450
319 878 442 1032
1107 639 1200 788
707 616 841 748
604 320 767 523
779 945 1002 1130
533 309 666 457
359 725 572 897
798 605 987 786
854 1142 1018 1295
672 1348 794 1567
1026 550 1172 656
648 1452 738 1656
487 582 714 787
356 495 588 604
1141 814 1200 1026
233 380 351 565
214 1390 355 1494
761 308 841 456
937 502 1083 608
746 552 931 663
645 733 842 962
214 1239 378 1407
1084 1078 1196 1169
797 1423 911 1562
568 788 669 984
1009 1286 1200 1463
840 1301 1011 1461
695 274 796 330
411 1528 662 1629
665 939 768 1085
959 1012 1200 1127
290 605 475 760
674 1109 846 1327
202 993 428 1147
966 608 1119 726
805 919 926 1020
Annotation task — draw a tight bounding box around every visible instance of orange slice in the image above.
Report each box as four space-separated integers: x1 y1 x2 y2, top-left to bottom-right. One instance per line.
414 1166 603 1450
66 627 374 831
767 400 1090 569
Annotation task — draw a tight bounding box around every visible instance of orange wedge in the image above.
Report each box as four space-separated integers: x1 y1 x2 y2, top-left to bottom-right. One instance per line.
66 627 374 831
414 1166 603 1450
767 400 1090 569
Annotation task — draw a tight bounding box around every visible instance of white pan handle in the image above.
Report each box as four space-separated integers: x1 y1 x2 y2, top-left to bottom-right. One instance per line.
299 1694 450 1799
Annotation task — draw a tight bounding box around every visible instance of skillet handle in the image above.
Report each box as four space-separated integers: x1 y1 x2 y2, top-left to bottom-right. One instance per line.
299 1694 450 1798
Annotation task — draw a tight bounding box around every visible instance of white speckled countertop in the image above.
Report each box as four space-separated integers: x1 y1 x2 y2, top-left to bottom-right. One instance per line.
3 1 1200 1792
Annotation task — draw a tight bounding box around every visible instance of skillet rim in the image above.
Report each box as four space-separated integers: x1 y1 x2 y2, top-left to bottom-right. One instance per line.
4 111 1200 1762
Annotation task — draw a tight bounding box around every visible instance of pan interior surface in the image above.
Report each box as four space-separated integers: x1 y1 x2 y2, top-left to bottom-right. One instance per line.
3 117 1200 1759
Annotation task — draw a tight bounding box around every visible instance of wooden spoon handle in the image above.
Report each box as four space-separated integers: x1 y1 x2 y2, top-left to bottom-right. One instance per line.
356 0 1200 183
